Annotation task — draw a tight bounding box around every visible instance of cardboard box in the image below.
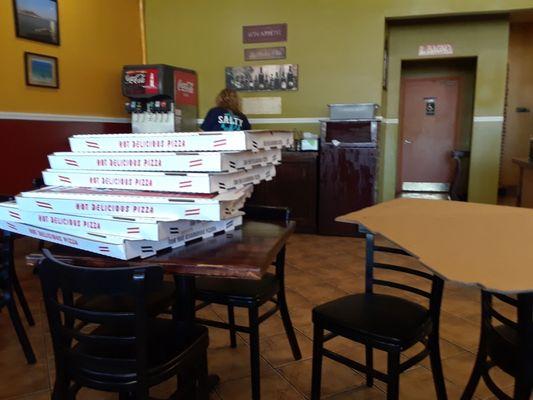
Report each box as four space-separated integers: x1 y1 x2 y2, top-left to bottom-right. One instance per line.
17 185 251 220
0 201 242 241
0 203 242 260
0 217 172 260
42 165 274 193
68 130 293 153
48 149 281 172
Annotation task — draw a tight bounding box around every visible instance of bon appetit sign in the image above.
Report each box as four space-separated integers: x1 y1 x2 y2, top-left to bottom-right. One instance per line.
243 23 287 43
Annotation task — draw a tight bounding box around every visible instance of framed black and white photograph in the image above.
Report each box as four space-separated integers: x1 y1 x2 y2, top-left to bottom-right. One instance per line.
13 0 60 45
24 52 59 88
225 64 298 92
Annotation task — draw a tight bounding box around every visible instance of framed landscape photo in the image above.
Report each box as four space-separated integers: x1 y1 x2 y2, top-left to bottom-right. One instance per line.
13 0 60 45
24 52 59 88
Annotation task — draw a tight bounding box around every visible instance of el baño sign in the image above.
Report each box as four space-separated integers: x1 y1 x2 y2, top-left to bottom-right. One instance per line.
418 44 454 56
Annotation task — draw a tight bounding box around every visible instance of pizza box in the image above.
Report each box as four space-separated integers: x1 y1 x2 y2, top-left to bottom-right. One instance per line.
42 165 275 193
48 149 281 172
0 205 242 260
0 201 242 241
16 186 251 220
0 218 173 260
68 130 293 153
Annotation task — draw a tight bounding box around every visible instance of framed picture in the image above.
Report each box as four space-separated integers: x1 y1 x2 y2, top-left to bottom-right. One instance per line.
24 52 59 88
225 64 298 92
13 0 60 45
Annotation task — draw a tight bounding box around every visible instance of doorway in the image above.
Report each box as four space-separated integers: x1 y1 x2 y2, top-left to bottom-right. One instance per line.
397 58 476 198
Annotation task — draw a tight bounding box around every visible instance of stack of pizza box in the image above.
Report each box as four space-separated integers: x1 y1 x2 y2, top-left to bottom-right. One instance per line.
0 130 292 260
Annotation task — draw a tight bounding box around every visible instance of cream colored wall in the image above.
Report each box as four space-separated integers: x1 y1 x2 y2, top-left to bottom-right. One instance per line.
501 22 533 188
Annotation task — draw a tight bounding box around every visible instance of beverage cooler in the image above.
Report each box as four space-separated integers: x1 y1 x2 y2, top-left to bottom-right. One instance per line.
318 120 378 235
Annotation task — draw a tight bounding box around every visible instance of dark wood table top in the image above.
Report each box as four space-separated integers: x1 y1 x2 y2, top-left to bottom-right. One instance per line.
26 220 295 280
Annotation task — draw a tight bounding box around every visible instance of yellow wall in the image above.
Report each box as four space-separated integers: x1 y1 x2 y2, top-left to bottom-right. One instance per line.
0 0 143 117
501 22 533 188
145 0 533 120
383 19 509 204
144 0 533 203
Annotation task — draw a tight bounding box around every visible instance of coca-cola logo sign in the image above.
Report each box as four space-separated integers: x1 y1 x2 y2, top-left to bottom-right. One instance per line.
124 72 146 85
177 79 194 95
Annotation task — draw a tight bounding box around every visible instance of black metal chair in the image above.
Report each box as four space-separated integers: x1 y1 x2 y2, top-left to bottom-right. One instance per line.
0 229 36 364
194 205 301 400
39 249 209 400
311 230 447 400
461 291 533 400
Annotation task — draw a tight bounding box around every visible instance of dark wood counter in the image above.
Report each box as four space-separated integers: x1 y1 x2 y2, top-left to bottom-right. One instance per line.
248 151 318 233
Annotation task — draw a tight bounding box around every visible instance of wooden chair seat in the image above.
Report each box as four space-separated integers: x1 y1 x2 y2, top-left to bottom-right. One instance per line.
75 280 175 315
313 293 430 348
196 273 279 304
70 319 208 386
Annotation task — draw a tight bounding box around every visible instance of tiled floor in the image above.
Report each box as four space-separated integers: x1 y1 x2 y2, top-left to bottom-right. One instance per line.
0 234 515 399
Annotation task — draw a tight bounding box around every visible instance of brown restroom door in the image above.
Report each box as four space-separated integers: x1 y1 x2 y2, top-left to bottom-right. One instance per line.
399 77 459 192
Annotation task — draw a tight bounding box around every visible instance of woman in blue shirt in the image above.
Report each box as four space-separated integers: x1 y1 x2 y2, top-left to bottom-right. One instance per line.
200 89 251 131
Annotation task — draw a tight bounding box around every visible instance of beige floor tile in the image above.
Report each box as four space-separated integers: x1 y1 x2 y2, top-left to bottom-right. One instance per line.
326 386 386 399
207 336 271 383
402 338 466 369
278 357 364 398
386 366 464 400
3 390 51 400
216 368 303 400
292 282 349 306
259 330 313 367
438 312 481 351
441 352 514 399
0 346 49 399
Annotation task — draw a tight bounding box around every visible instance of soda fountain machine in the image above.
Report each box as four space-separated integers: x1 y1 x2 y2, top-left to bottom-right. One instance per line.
122 64 198 133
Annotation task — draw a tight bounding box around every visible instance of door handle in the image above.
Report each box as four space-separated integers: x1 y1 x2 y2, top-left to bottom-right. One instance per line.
404 138 412 144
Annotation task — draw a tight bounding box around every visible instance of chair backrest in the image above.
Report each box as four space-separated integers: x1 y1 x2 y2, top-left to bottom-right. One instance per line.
243 204 290 223
364 231 444 315
243 205 290 276
39 249 164 381
481 291 533 379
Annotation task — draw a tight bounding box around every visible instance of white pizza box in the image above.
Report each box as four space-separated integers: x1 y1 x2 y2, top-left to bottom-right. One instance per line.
68 130 293 153
0 207 242 260
0 201 242 241
42 165 275 193
48 149 281 172
0 218 172 260
168 215 241 248
16 186 252 220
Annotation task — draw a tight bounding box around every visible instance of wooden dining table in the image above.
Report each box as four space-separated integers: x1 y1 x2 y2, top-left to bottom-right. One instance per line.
26 218 295 317
25 218 295 391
